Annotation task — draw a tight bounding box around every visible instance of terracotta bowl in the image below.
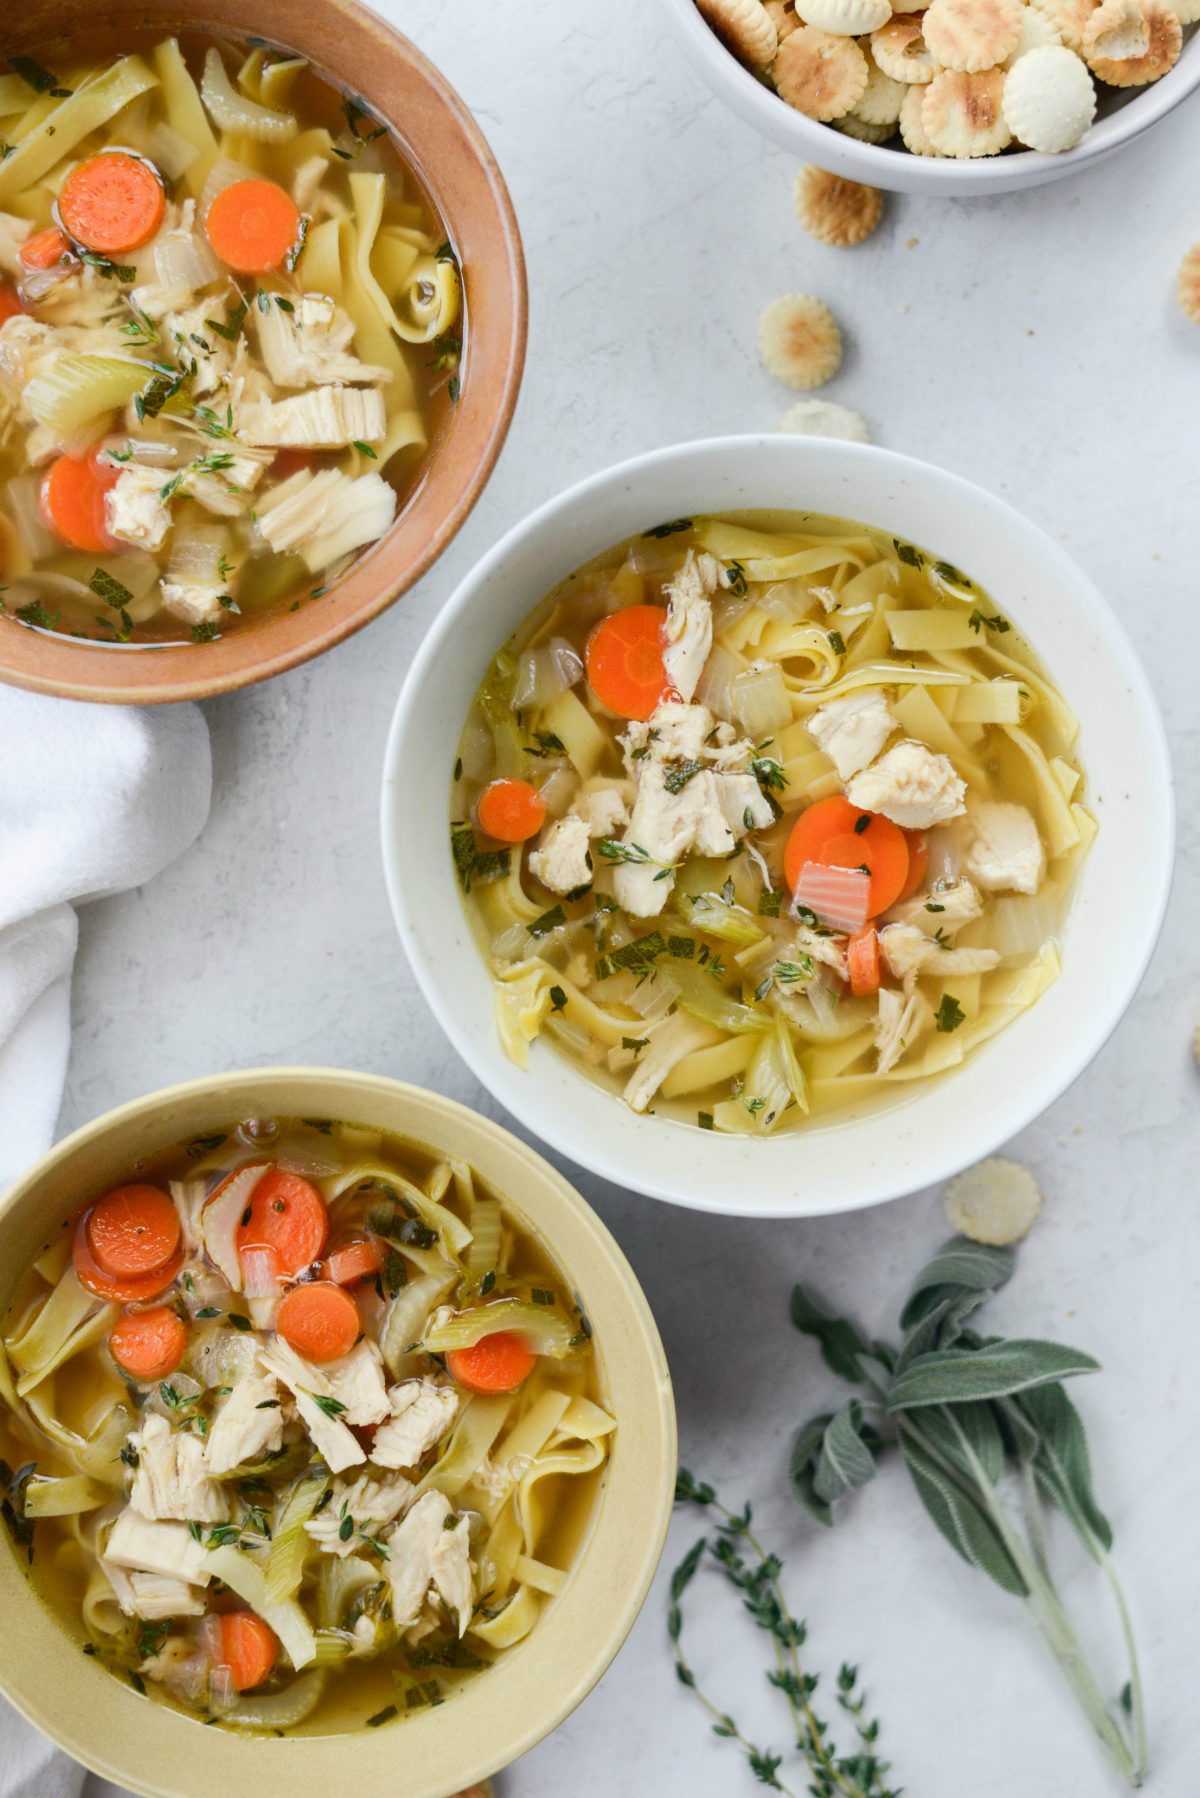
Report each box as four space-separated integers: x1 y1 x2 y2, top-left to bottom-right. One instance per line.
0 1070 676 1798
2 2 527 704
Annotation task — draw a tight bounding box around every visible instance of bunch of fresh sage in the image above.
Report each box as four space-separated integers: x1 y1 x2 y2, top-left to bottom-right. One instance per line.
790 1236 1145 1788
671 1470 900 1797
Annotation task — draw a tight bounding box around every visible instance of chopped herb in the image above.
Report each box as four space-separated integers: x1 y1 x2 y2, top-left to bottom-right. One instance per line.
828 630 846 656
548 984 568 1012
435 240 459 267
10 55 68 94
528 903 566 937
227 1313 253 1332
479 1270 496 1297
620 1037 649 1054
774 957 814 984
757 889 782 918
925 901 945 913
158 473 184 503
596 931 666 978
188 1521 202 1543
205 295 249 343
643 518 692 538
338 1514 355 1542
120 302 157 347
79 250 135 283
127 1671 146 1696
285 213 310 273
447 375 461 404
404 1681 443 1710
352 440 378 458
191 621 221 643
725 560 748 597
744 1097 766 1117
597 839 652 865
663 758 704 794
751 755 787 793
119 1443 140 1469
308 1392 348 1419
195 1306 222 1320
968 609 1011 635
525 729 566 758
382 1248 407 1298
450 821 511 894
82 1643 96 1655
935 993 965 1033
667 934 695 959
427 331 461 372
894 539 924 569
273 295 295 313
254 1399 281 1410
303 1116 334 1134
854 813 871 835
186 1132 226 1158
15 600 59 631
697 1111 714 1130
932 559 974 590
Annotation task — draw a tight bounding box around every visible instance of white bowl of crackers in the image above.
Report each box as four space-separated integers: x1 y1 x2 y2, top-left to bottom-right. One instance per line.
662 0 1200 192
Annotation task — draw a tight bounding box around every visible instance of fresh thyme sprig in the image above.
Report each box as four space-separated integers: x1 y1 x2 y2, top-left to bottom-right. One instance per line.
790 1236 1146 1788
671 1470 898 1798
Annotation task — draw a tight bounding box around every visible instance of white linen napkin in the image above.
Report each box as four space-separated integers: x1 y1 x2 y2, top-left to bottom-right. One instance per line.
0 684 211 1797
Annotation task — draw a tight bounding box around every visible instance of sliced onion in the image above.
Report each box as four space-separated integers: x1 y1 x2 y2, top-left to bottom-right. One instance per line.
756 580 815 621
512 636 583 710
6 473 57 561
625 970 680 1018
154 226 219 296
693 644 743 719
208 1663 237 1713
990 893 1059 961
197 1613 224 1666
490 921 530 962
729 664 791 740
535 765 578 820
101 435 179 467
222 1671 326 1730
147 120 199 181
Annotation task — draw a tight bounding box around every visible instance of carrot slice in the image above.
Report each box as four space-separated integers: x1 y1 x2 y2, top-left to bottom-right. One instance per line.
19 226 70 270
275 1281 360 1362
896 829 929 903
847 928 882 997
326 1238 383 1286
88 1185 181 1278
446 1331 537 1394
40 451 118 554
783 795 910 920
109 1306 186 1381
59 152 164 256
236 1167 328 1275
219 1612 278 1691
0 283 26 322
586 606 675 720
72 1214 183 1304
205 178 300 274
475 778 546 844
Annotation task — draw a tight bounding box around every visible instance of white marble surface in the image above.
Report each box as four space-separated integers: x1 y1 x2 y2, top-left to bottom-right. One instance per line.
62 1 1200 1793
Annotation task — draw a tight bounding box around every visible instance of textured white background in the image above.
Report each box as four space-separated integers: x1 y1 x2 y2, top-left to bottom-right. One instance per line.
68 1 1200 1793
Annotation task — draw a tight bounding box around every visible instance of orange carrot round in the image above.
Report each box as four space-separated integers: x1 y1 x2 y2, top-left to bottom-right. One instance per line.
896 829 929 902
19 225 70 270
236 1167 328 1275
846 928 882 997
87 1185 181 1278
0 283 25 322
59 152 165 255
275 1281 360 1362
446 1331 536 1394
219 1612 278 1691
475 778 546 844
40 451 118 553
585 606 675 720
783 796 910 919
72 1214 183 1304
325 1238 383 1287
109 1306 186 1381
205 178 300 274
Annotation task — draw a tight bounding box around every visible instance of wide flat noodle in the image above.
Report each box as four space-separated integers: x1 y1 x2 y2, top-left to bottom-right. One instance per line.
0 56 159 205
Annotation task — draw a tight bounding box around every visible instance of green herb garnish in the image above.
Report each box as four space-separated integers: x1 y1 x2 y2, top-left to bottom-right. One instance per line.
934 993 965 1032
643 518 692 539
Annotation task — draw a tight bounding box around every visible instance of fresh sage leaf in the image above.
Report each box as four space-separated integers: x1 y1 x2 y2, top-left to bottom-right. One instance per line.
1020 1382 1113 1555
788 1412 834 1527
789 1286 869 1384
899 1237 1015 1329
812 1400 879 1506
899 1433 1029 1598
887 1339 1099 1412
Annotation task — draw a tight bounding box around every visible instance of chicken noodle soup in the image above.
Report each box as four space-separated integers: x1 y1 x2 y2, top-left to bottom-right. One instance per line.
0 32 463 644
0 1118 610 1733
451 513 1094 1132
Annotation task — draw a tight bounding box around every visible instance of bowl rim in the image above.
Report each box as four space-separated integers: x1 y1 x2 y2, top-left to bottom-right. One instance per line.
0 1067 676 1796
381 433 1176 1218
0 0 528 705
657 0 1200 192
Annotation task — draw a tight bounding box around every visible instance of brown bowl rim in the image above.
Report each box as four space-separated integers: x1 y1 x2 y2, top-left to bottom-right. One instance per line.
0 1 528 704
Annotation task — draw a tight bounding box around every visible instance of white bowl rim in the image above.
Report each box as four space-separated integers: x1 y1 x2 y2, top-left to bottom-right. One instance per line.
382 435 1175 1218
657 0 1200 194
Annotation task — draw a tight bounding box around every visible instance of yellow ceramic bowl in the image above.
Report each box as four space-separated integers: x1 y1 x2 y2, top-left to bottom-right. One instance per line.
0 1070 676 1798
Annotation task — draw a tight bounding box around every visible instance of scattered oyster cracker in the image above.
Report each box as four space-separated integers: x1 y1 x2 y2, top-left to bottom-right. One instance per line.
1004 7 1065 64
795 0 892 33
758 294 844 388
774 27 871 117
900 80 943 147
778 398 871 439
794 165 884 244
696 0 779 64
1003 44 1096 146
852 51 909 122
1177 242 1200 321
871 14 938 83
923 67 1013 153
944 1156 1043 1245
923 0 1025 72
766 0 803 34
1082 0 1151 61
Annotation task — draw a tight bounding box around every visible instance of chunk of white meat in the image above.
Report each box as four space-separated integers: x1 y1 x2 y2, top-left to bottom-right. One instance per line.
105 1508 213 1586
622 700 717 768
140 1635 213 1701
0 211 32 275
105 1564 207 1622
260 1340 366 1474
183 446 273 518
808 689 897 781
159 577 225 627
575 780 631 837
205 1369 284 1475
164 301 232 397
622 1012 715 1113
323 1339 392 1427
386 1490 473 1638
661 550 721 702
888 876 984 934
874 985 932 1074
965 802 1046 895
846 740 966 830
0 317 58 396
880 923 1000 987
255 466 396 574
305 1471 412 1557
613 765 772 917
371 1380 460 1470
254 291 392 388
239 383 386 450
528 814 592 895
105 465 173 552
128 1414 228 1523
794 921 849 979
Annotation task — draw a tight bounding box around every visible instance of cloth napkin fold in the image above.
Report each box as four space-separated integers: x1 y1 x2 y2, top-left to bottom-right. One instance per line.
0 684 212 1797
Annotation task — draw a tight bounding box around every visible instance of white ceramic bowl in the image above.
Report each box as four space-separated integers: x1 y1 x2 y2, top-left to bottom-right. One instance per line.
382 436 1174 1217
658 0 1200 196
